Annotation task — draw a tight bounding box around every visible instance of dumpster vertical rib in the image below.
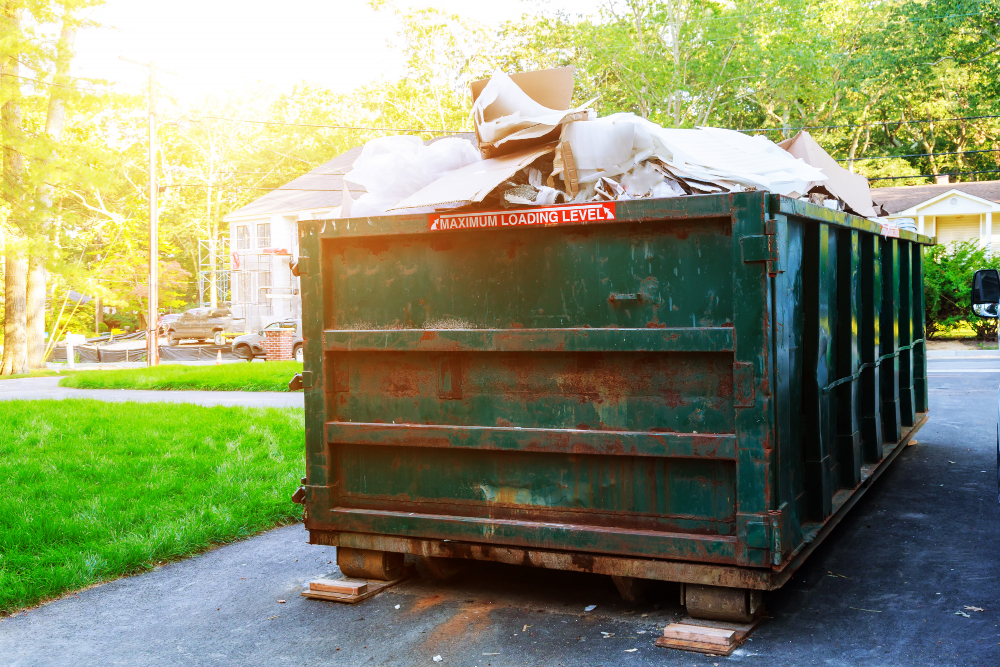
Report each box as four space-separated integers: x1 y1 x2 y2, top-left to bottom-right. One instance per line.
802 222 836 520
835 228 862 488
769 210 798 559
299 220 331 509
732 192 774 567
859 233 884 462
898 242 916 427
911 243 929 413
879 238 902 444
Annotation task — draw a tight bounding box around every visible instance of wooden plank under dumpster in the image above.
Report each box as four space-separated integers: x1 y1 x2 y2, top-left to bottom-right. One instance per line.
295 191 931 618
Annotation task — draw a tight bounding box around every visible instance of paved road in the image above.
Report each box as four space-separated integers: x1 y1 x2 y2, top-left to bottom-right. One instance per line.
0 376 304 409
0 357 997 666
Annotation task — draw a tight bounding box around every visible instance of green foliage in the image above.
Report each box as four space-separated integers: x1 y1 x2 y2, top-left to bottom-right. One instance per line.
0 399 304 615
923 241 1000 339
57 360 304 392
7 0 1000 344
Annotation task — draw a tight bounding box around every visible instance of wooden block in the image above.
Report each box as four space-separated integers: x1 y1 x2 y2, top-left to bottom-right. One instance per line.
655 613 766 656
301 566 415 605
302 588 356 601
309 578 368 595
662 623 736 647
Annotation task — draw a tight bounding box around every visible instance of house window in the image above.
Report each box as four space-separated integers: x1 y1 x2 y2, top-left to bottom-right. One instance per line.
238 272 252 303
258 271 271 303
236 225 251 250
257 223 271 248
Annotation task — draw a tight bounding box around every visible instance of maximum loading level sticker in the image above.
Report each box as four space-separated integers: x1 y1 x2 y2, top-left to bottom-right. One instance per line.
429 202 616 231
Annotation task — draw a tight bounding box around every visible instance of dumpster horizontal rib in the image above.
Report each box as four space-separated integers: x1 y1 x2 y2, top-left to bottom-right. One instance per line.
774 196 934 245
314 531 773 589
327 508 738 562
325 422 736 459
322 196 738 238
323 327 734 353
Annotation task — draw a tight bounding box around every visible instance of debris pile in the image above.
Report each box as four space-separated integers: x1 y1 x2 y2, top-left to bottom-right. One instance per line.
342 67 890 223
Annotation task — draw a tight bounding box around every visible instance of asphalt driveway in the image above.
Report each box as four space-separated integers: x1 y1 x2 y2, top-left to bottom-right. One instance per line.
0 356 997 666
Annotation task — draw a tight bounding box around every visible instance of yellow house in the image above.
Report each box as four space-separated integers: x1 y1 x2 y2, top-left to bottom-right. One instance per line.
872 180 1000 250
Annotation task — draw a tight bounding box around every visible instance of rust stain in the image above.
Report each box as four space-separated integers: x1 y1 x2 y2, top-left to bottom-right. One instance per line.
378 362 426 397
419 331 437 342
419 600 497 651
356 237 395 258
410 593 446 613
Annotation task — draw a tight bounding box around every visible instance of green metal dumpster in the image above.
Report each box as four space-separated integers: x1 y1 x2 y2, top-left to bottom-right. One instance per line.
295 191 930 620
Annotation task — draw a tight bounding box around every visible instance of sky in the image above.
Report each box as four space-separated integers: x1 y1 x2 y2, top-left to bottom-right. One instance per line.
73 0 606 106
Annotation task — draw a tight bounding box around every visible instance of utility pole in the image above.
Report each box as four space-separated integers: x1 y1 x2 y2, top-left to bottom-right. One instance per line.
120 57 174 366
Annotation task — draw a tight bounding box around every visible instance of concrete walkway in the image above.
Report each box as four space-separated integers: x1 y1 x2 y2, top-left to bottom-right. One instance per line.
0 376 303 409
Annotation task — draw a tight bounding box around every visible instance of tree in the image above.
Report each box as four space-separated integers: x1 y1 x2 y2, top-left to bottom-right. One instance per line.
1 0 28 375
1 0 102 374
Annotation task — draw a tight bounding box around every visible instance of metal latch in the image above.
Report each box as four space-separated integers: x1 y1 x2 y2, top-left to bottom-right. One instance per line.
288 371 313 390
740 218 783 276
291 477 307 504
290 255 309 276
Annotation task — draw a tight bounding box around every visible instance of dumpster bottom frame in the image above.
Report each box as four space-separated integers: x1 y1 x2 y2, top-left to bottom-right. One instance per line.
308 413 927 593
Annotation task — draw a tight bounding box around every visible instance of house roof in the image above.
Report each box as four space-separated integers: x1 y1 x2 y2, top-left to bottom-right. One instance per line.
223 133 479 221
223 146 366 221
871 180 1000 215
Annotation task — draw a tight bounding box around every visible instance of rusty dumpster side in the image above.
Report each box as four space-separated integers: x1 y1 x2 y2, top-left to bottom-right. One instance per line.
295 191 930 595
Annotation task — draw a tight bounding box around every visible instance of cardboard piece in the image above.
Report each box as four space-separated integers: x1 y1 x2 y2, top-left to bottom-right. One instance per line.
389 143 557 211
470 68 595 158
779 130 877 218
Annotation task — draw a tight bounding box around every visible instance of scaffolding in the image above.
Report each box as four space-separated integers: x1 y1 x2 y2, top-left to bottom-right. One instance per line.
197 238 231 308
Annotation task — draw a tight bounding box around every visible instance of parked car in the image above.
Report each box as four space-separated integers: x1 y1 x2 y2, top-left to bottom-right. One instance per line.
231 319 303 362
166 307 246 346
157 313 180 335
971 268 1000 504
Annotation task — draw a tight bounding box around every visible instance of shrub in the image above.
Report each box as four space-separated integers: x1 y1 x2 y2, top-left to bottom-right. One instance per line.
923 240 1000 340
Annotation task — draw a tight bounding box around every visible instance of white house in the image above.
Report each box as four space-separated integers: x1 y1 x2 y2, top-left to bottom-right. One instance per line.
223 146 364 331
872 180 1000 251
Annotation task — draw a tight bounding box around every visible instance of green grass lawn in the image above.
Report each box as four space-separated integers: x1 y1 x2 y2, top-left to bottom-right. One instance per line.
0 399 304 615
57 361 303 392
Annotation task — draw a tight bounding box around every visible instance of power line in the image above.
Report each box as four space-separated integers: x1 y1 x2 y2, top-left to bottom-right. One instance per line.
597 6 992 27
196 115 469 135
869 169 1000 182
837 147 1000 162
741 113 1000 134
162 183 345 191
2 72 100 91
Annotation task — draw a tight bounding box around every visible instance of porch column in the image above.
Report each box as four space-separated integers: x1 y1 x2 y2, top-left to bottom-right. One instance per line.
917 215 925 235
987 211 994 254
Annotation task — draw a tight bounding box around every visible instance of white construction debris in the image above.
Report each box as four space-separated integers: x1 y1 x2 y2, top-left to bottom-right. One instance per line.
342 67 882 220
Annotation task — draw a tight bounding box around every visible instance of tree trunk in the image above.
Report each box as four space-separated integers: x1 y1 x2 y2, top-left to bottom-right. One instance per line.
2 242 28 375
27 20 76 369
26 255 46 367
1 0 27 375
